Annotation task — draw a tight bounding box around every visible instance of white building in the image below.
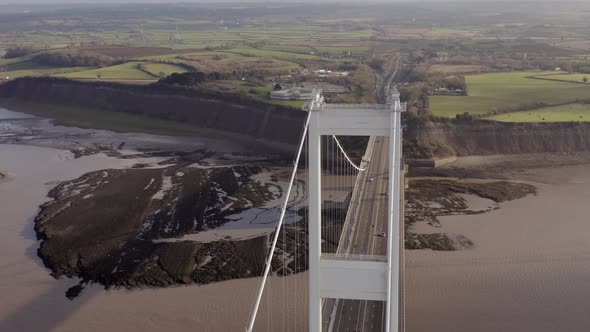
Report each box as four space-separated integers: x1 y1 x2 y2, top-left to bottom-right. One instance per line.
269 86 315 100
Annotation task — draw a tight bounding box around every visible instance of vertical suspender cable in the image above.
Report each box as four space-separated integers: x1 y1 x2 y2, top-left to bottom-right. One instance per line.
246 111 312 332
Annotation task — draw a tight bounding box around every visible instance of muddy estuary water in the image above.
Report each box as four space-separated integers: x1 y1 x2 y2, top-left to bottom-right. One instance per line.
0 108 307 332
406 165 590 332
2 107 590 331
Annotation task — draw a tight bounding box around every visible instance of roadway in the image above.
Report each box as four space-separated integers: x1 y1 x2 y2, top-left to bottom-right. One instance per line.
322 55 406 331
327 137 390 332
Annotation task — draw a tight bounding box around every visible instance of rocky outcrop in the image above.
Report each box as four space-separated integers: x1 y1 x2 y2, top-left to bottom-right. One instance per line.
405 178 537 251
34 163 282 296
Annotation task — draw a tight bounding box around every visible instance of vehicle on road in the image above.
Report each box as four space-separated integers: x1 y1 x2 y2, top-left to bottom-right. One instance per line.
368 177 374 182
377 232 386 237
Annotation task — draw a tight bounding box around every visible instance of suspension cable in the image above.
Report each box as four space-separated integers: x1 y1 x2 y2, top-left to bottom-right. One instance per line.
331 135 366 171
246 111 312 332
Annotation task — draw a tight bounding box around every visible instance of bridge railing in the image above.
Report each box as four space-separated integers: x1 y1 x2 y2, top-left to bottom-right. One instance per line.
323 104 388 110
321 253 387 263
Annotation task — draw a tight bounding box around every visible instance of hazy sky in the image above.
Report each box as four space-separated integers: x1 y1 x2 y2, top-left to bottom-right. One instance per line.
0 0 559 3
0 0 569 5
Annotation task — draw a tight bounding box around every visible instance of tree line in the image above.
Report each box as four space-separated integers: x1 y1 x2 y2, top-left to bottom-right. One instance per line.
31 51 116 67
3 46 36 59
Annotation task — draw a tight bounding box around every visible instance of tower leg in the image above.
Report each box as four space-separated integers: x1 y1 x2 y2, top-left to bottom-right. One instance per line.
308 110 322 332
385 111 401 332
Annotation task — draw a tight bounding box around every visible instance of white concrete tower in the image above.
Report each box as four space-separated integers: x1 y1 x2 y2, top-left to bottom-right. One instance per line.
306 87 406 332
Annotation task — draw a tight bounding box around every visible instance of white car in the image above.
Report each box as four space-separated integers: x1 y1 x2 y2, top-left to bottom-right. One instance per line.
368 177 374 182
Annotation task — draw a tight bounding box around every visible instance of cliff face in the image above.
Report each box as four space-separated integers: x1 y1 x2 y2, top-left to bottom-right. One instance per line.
0 77 306 152
4 78 590 159
405 119 590 158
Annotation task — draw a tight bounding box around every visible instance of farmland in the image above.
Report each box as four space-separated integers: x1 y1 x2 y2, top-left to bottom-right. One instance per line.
2 2 590 111
487 103 590 122
0 4 377 85
56 62 156 80
429 71 590 118
1 61 87 78
529 72 590 84
142 63 188 77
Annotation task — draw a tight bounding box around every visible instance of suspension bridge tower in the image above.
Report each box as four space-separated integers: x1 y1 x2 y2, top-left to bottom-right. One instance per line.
246 87 406 332
306 88 406 332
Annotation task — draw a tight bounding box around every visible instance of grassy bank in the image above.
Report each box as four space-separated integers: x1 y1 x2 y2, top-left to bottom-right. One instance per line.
430 71 590 118
529 72 590 84
486 103 590 122
0 98 204 136
56 62 156 80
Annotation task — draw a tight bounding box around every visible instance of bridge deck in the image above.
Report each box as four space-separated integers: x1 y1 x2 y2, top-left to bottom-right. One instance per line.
322 136 405 332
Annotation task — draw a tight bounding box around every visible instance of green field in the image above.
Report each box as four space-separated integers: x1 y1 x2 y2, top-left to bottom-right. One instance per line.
222 45 320 61
430 71 590 118
486 103 590 122
142 62 188 77
2 62 87 78
259 44 315 54
531 72 590 84
0 54 35 66
314 46 372 56
0 20 376 51
140 47 304 73
56 62 156 80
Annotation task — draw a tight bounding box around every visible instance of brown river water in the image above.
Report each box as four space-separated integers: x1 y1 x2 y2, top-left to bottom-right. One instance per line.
2 108 590 331
406 165 590 332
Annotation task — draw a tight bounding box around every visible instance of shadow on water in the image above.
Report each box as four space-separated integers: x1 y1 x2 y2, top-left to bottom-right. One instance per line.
0 212 99 332
0 282 99 332
21 211 46 268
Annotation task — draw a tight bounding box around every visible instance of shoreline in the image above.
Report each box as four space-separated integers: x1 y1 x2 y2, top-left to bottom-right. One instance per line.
4 105 590 330
0 99 298 155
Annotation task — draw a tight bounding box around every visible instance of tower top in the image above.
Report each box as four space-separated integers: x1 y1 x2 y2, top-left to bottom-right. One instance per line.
386 86 405 112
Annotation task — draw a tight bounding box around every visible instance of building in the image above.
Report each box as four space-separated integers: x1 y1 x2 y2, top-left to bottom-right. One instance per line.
269 86 315 100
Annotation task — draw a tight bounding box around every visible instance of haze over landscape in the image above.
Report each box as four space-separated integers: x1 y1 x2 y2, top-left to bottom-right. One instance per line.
1 1 590 331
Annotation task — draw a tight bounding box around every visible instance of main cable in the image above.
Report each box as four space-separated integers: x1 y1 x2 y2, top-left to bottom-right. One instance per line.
332 135 366 171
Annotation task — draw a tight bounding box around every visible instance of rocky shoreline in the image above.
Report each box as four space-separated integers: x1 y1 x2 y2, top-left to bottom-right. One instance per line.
405 178 537 250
